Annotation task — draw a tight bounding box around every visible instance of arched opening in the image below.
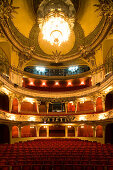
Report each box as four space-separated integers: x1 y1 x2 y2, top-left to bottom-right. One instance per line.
78 125 93 137
39 102 46 113
77 101 94 113
68 126 75 137
0 124 9 144
105 91 113 111
105 124 113 144
12 126 19 138
49 125 65 137
68 102 75 112
21 125 36 137
96 97 103 112
21 102 37 113
39 126 47 137
0 93 9 111
12 98 18 113
96 125 103 138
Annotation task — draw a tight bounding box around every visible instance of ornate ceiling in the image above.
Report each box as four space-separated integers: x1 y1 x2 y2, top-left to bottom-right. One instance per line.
0 0 113 66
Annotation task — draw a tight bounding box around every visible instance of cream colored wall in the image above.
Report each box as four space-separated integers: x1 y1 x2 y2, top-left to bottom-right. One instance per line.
0 42 11 63
79 0 102 37
11 49 19 67
12 0 35 38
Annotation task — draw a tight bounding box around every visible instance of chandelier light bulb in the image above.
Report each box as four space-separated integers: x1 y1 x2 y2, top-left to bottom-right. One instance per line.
41 16 71 46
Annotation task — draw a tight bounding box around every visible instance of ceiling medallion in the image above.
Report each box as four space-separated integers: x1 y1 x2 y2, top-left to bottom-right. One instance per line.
37 0 76 46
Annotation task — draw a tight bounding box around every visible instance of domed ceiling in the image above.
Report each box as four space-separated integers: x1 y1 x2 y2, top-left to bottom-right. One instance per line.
0 0 113 64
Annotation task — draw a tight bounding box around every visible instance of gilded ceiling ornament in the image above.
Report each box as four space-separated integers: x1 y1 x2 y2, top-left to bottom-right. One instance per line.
94 0 113 17
51 50 62 63
18 52 32 69
0 0 19 20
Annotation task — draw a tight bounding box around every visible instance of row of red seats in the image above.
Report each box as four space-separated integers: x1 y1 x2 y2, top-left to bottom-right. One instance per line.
0 139 113 169
0 164 113 170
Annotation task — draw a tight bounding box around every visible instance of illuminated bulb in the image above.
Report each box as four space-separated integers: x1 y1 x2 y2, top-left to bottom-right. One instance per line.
81 81 84 85
42 82 46 86
79 116 86 121
55 82 59 85
23 97 35 104
30 81 34 86
41 16 70 46
30 126 34 128
81 125 84 128
68 82 72 86
69 101 73 104
68 66 78 72
68 126 71 128
99 114 105 120
44 126 47 128
36 67 45 72
29 117 35 121
10 115 15 121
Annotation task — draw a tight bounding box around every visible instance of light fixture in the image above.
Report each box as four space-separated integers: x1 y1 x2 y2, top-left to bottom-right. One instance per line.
41 15 70 46
55 81 59 85
68 82 72 86
79 116 86 121
10 115 15 121
81 125 84 128
29 117 35 121
36 66 45 73
81 81 85 85
42 82 46 86
99 114 105 120
23 97 35 104
29 81 34 86
68 66 78 72
38 0 75 46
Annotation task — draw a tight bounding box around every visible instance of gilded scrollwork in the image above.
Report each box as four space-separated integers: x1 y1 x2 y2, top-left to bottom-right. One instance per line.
94 0 113 17
0 0 19 20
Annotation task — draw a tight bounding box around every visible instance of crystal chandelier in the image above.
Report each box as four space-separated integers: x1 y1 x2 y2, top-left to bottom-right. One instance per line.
37 0 76 46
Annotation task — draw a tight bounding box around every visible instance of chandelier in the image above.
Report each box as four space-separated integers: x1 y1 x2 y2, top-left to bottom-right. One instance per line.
37 0 76 46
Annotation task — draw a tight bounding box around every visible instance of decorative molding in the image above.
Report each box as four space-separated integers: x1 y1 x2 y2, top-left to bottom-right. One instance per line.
94 0 113 17
18 52 32 69
0 71 113 101
0 0 19 20
0 4 111 62
0 109 113 123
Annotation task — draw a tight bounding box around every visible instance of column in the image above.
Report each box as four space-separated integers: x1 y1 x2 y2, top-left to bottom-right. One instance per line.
18 100 22 113
18 125 21 138
65 102 68 114
75 126 78 137
36 101 40 114
65 126 68 137
93 101 96 112
91 96 97 113
9 126 12 144
102 95 106 112
46 102 49 114
9 96 13 113
74 100 78 113
93 126 96 138
36 126 40 137
47 126 49 138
